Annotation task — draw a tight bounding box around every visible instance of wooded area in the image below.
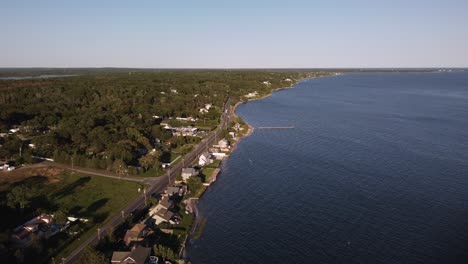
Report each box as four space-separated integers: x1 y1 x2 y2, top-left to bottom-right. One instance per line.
0 70 321 175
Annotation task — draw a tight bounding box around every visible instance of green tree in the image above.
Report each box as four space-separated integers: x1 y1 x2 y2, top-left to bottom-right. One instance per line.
54 208 69 225
7 185 31 211
76 247 107 264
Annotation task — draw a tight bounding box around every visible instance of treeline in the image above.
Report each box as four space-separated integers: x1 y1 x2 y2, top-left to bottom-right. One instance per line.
0 71 323 173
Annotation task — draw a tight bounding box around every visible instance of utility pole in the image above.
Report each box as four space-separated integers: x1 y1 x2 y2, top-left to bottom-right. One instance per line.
144 188 147 207
121 210 125 220
61 258 66 264
97 228 101 240
168 167 171 184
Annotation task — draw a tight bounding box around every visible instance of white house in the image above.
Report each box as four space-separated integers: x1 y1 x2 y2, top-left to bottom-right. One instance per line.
218 138 229 149
262 81 271 85
198 152 214 166
245 91 258 98
181 168 198 181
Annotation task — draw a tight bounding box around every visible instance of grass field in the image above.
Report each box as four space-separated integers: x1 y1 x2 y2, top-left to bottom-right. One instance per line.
0 168 143 263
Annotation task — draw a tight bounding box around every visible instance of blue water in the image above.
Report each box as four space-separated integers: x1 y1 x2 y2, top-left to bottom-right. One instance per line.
188 72 468 264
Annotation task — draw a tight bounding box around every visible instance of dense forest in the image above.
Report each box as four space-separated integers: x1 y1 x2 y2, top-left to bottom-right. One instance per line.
0 70 326 175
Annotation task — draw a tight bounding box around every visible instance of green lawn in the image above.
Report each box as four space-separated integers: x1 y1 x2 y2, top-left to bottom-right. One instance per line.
0 171 143 263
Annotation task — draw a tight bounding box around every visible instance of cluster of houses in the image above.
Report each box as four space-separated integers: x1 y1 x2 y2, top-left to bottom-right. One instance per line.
197 138 230 168
148 184 186 225
111 184 190 264
111 223 157 264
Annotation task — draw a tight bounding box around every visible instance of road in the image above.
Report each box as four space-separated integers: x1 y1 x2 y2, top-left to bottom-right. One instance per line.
64 97 231 263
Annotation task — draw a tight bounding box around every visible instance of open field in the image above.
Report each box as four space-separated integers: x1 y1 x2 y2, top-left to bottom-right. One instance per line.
0 168 143 263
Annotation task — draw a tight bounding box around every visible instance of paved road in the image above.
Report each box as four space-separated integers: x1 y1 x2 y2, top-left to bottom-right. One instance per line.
64 97 231 263
37 161 148 183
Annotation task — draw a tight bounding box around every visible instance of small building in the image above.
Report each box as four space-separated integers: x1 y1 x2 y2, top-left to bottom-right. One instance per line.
149 196 174 217
111 246 151 264
212 152 226 160
181 168 198 181
11 214 58 247
218 138 230 150
123 223 149 247
152 209 176 225
0 163 9 170
198 152 214 166
165 185 185 197
9 128 20 134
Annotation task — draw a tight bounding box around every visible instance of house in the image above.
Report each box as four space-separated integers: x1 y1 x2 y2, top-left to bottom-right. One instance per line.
262 81 271 85
199 108 209 113
181 168 198 181
165 185 185 197
0 163 9 170
284 78 292 82
245 91 258 98
212 152 226 160
170 89 178 93
209 146 221 153
149 196 174 217
152 209 176 225
198 152 214 166
9 128 20 134
123 223 148 247
228 132 236 139
218 138 230 150
111 246 151 264
11 214 59 247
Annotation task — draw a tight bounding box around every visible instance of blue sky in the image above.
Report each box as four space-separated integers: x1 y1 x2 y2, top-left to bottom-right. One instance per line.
1 0 468 68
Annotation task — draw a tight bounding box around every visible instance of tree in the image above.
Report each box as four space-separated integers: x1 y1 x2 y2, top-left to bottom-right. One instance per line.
54 208 69 225
187 177 203 196
7 185 31 211
76 247 107 264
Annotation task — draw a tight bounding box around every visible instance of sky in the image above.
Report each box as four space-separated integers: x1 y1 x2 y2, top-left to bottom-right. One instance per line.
1 0 468 68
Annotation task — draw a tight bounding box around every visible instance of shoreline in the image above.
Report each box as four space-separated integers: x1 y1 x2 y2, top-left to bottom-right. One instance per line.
183 73 336 261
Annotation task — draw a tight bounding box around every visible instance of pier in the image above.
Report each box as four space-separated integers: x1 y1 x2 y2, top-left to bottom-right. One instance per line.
256 126 295 129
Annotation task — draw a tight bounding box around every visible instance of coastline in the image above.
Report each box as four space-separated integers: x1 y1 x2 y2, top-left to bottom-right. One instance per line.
183 73 337 261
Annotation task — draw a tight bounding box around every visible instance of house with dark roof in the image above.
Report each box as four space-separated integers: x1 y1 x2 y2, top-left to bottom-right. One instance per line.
165 185 186 197
111 246 151 264
148 196 174 218
152 209 176 225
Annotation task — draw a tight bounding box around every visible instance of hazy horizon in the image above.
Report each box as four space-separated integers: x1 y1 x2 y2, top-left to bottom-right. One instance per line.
2 0 468 68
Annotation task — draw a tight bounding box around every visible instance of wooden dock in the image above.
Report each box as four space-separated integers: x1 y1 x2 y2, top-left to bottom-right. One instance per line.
256 126 295 129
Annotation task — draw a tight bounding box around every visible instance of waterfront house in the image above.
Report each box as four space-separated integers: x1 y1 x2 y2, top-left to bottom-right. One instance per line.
165 185 186 197
198 152 214 166
123 223 149 247
111 246 151 264
212 152 226 160
181 168 198 181
149 196 174 217
152 208 176 225
218 138 230 151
